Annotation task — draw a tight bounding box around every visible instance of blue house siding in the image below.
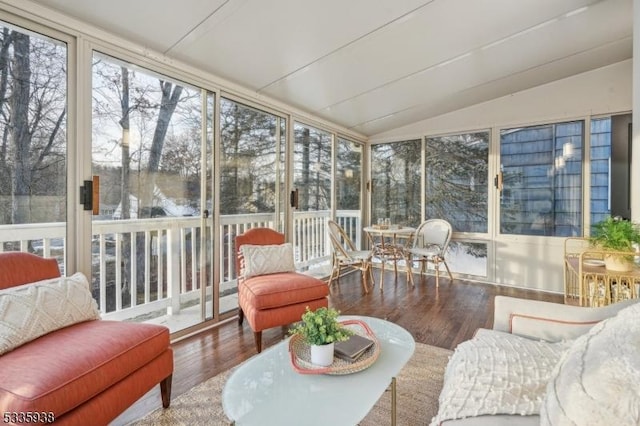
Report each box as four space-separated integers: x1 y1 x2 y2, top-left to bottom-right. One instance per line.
500 122 583 236
590 118 612 228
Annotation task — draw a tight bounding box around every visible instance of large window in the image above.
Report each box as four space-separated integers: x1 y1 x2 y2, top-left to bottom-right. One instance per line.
0 23 67 266
426 132 489 233
293 123 331 212
500 121 584 236
370 140 421 226
220 99 283 219
336 138 362 213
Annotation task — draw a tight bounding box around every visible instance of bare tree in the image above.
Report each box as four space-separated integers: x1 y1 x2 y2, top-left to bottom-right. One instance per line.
0 28 13 222
0 29 67 227
120 66 131 220
9 32 31 224
138 80 182 218
93 59 190 302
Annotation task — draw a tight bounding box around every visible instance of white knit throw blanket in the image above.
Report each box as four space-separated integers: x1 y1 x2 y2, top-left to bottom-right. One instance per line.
540 301 640 425
430 328 571 425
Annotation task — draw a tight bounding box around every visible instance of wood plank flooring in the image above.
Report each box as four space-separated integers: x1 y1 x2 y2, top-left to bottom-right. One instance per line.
112 270 563 425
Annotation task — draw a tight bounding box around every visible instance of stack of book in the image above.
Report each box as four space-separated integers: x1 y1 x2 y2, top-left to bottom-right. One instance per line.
334 334 375 362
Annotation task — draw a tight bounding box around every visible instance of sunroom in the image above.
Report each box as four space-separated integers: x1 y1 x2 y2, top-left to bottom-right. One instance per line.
0 0 638 337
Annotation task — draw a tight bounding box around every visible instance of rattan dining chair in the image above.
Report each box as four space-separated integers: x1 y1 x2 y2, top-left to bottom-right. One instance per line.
407 219 454 287
327 220 373 293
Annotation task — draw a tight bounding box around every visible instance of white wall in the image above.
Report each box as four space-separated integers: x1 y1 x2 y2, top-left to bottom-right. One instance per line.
633 0 640 223
370 59 632 142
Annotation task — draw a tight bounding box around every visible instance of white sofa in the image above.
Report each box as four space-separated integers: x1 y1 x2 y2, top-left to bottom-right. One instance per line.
431 295 640 426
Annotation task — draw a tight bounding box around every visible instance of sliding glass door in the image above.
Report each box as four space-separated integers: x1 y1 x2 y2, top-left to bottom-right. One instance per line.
293 123 332 272
425 132 489 278
219 98 285 315
336 137 364 250
91 52 211 331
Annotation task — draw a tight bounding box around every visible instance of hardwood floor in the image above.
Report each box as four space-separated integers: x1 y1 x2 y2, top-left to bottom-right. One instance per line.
112 270 563 425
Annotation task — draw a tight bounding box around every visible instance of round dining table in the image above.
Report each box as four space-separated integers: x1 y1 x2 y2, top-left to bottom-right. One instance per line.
363 226 415 289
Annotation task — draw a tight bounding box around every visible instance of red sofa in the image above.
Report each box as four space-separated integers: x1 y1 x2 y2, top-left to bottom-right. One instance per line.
0 252 173 425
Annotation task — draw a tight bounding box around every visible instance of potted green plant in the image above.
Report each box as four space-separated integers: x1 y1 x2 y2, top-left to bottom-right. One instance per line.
289 306 353 366
589 216 640 272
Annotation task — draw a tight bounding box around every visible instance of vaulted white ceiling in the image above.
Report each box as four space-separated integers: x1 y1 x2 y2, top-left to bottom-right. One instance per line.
31 0 632 136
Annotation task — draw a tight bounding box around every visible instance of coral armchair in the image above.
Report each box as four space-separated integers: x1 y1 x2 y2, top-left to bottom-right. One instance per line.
235 228 329 353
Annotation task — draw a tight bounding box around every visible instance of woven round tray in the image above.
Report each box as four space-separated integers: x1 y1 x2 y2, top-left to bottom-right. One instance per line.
288 319 380 375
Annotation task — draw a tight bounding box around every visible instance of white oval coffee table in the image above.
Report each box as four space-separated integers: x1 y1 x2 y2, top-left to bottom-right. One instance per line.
222 315 415 425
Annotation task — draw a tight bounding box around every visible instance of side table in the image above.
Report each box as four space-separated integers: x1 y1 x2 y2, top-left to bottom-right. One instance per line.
563 238 640 306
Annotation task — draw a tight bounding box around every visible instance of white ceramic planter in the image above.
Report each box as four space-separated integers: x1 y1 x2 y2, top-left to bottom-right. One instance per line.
310 342 334 366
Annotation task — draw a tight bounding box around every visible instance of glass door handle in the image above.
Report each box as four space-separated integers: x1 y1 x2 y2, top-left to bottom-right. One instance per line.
494 172 503 192
80 176 99 215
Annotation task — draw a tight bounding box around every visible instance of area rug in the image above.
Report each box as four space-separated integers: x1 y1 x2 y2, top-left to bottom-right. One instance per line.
131 343 452 426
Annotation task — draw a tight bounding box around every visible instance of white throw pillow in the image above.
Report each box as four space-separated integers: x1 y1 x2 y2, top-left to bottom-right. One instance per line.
540 301 640 426
430 328 570 425
510 314 598 341
0 272 101 355
241 243 295 278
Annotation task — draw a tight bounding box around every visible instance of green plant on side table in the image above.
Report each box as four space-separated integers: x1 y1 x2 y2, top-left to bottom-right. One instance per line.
589 215 640 272
289 306 353 366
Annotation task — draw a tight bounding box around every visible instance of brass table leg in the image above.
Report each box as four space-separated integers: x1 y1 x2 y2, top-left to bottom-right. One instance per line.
391 376 397 426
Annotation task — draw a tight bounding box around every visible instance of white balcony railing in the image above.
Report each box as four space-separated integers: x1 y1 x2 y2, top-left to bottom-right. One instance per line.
0 211 361 324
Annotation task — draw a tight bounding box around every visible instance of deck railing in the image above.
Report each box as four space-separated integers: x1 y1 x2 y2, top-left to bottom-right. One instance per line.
0 211 361 323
